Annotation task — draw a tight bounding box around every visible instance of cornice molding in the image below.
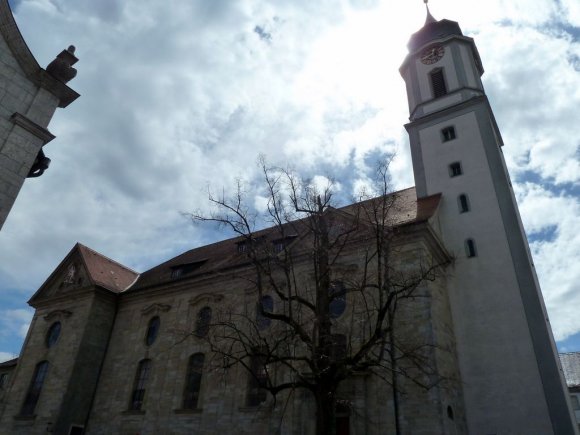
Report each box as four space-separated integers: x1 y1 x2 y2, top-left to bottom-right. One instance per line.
189 293 224 306
10 112 55 144
43 309 72 322
141 303 171 316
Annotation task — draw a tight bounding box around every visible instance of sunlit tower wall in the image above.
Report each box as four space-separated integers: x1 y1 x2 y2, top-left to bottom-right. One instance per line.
0 0 79 231
400 10 577 435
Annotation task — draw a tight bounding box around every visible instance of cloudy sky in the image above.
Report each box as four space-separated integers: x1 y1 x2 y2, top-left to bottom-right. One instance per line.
0 0 578 361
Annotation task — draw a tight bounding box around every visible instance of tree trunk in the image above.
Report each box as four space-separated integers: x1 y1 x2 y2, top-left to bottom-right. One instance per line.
315 386 337 435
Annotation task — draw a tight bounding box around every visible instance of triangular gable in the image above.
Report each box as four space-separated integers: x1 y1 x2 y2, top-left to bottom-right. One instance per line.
28 243 138 306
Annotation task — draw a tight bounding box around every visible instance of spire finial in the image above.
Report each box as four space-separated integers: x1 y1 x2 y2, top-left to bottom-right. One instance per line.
424 0 437 25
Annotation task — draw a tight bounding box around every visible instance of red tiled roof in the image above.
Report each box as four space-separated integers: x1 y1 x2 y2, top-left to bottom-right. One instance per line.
77 244 139 293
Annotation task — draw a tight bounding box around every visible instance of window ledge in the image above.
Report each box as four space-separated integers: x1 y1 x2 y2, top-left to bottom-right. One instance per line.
174 408 203 414
121 410 146 416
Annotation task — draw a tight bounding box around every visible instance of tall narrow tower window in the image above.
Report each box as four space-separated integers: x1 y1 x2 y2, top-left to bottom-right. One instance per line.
430 68 448 98
441 126 456 142
465 239 477 258
458 194 470 213
449 162 462 177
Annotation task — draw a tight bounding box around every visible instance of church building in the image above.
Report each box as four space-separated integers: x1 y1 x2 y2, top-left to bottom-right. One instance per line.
0 4 576 435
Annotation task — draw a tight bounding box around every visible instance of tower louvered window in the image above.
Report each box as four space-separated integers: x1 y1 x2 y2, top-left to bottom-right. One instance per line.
458 194 470 213
430 69 447 98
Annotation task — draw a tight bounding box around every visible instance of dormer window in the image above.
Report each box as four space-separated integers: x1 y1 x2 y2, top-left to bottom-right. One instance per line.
430 68 447 98
171 260 207 279
272 235 297 253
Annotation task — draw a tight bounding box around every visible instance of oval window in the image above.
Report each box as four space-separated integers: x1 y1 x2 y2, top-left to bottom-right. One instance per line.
195 307 212 338
46 322 61 348
145 316 160 346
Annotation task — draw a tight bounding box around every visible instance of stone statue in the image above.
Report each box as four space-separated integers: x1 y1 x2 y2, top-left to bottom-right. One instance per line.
46 45 78 84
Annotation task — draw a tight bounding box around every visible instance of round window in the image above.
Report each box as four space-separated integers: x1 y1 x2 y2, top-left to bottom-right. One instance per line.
46 322 61 348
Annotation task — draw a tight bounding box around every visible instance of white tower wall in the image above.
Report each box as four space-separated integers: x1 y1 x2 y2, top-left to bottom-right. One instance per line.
401 20 576 435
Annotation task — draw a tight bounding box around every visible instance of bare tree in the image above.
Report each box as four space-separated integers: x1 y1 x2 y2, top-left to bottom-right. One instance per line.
189 157 449 435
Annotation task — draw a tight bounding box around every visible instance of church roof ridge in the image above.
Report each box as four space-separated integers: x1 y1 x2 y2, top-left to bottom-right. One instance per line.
129 186 441 293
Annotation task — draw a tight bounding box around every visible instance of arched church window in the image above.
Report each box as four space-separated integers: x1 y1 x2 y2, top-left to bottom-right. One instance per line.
430 68 448 98
182 353 205 409
458 194 470 213
145 316 160 346
246 350 268 407
257 295 274 330
465 239 477 258
46 322 61 348
21 361 49 416
195 307 212 338
129 359 151 411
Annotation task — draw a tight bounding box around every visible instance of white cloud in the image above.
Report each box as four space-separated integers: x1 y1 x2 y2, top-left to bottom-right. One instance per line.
0 352 17 363
0 309 33 348
516 182 580 341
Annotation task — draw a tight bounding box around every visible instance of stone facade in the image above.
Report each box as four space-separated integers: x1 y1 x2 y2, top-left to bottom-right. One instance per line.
0 0 78 231
0 197 468 435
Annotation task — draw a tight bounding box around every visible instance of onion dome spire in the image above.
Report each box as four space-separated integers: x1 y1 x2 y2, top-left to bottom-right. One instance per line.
424 0 437 25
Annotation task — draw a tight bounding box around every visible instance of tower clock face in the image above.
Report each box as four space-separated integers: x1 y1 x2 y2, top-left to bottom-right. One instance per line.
420 45 445 65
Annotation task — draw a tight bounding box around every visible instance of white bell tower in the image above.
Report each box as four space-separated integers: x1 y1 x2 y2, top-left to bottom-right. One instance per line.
400 3 577 434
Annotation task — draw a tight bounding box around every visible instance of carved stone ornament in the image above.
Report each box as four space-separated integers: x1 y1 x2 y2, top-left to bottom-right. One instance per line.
43 309 73 322
141 303 172 316
62 263 76 285
188 293 224 306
